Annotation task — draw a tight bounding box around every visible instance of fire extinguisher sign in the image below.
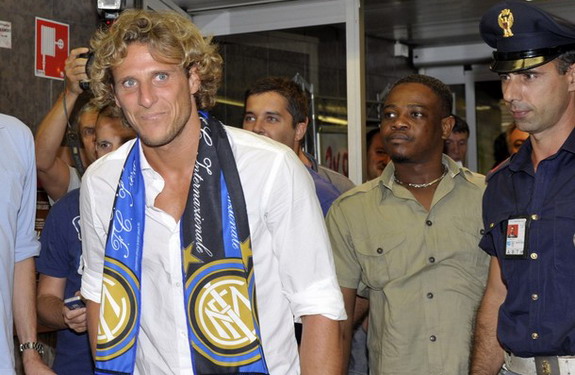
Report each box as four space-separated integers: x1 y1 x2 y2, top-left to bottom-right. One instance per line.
35 17 69 80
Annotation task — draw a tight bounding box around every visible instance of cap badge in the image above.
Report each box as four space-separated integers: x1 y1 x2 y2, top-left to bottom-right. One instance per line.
498 8 515 38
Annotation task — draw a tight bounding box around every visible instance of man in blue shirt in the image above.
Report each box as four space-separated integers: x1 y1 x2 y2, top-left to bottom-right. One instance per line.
36 106 135 374
0 114 54 375
243 76 348 215
471 2 575 374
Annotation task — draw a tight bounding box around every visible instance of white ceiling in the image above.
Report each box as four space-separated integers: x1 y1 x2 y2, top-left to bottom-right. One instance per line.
171 0 575 48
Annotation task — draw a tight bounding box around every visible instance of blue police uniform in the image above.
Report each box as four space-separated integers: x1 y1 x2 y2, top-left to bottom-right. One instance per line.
479 2 575 373
481 130 575 356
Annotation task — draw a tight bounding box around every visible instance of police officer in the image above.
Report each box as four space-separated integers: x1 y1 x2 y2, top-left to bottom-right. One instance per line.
470 2 575 375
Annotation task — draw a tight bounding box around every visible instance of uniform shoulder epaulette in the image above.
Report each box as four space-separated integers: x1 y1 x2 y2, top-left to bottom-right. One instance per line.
486 157 511 182
333 179 379 204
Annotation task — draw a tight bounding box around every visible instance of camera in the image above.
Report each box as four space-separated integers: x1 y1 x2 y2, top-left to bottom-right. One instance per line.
78 51 94 91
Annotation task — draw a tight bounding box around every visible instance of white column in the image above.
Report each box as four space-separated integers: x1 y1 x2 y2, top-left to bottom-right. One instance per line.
345 0 365 184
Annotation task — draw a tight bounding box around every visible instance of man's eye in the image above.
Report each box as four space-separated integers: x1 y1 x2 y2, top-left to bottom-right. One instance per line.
382 112 396 119
243 115 255 122
97 141 111 150
267 116 278 123
411 112 423 118
82 128 95 136
156 72 169 81
122 79 137 88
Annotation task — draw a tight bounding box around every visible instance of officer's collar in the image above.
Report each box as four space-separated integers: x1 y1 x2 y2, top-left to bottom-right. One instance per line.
509 126 575 172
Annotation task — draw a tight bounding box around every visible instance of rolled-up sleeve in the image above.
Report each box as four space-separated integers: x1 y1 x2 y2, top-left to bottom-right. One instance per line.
80 166 108 303
263 151 346 322
15 126 40 262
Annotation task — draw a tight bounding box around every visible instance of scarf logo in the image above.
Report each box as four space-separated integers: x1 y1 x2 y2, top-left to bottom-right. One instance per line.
97 259 139 361
187 259 262 367
97 118 269 374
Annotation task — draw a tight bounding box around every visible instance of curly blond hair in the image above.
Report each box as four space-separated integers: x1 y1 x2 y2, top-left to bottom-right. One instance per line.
89 9 222 112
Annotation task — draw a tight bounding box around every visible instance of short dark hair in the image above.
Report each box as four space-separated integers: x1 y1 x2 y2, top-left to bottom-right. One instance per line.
556 50 575 74
244 76 309 128
366 128 380 150
451 115 469 135
386 74 453 118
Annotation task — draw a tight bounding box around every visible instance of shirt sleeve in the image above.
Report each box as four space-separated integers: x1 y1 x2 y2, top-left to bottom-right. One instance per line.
264 151 346 322
15 126 40 262
325 200 363 290
80 171 107 303
479 185 499 257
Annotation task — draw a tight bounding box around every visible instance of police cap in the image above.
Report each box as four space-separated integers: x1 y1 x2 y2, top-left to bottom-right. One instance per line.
480 1 575 73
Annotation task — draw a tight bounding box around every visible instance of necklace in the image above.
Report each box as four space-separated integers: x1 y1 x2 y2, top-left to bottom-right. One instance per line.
394 165 448 189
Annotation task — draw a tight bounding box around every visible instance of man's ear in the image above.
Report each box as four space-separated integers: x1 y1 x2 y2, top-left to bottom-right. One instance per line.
294 118 309 143
441 115 455 140
188 66 201 95
567 64 575 92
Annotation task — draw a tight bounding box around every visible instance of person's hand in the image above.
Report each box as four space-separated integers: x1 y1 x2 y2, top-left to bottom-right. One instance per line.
65 47 90 95
22 350 56 375
62 305 87 333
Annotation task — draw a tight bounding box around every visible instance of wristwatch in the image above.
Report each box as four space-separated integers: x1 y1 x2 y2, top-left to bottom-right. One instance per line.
19 341 44 355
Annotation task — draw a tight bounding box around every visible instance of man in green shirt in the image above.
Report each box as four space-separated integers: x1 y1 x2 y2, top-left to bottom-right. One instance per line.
326 74 489 375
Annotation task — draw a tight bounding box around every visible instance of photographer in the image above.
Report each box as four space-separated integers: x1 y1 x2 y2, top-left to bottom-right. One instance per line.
36 105 135 374
35 47 97 202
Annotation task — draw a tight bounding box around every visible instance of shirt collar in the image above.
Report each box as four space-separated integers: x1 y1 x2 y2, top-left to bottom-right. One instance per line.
303 151 319 172
509 126 575 173
137 138 153 171
562 126 575 154
379 154 468 192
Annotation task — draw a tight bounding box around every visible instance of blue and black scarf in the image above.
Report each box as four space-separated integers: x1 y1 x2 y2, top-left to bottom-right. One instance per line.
94 113 269 375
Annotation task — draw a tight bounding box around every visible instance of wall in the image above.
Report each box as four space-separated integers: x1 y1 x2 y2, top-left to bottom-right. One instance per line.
0 0 98 133
211 25 414 128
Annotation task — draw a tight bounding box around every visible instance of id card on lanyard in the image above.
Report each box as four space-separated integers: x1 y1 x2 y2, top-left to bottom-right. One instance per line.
504 215 531 258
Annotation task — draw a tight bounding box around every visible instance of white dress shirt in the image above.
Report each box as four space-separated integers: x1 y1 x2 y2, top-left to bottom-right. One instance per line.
81 126 346 375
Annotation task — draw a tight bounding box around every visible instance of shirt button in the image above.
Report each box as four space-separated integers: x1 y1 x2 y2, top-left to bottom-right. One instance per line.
489 222 495 228
426 220 433 226
376 247 383 254
530 253 538 260
480 229 485 235
531 214 539 221
429 257 436 263
430 335 437 342
531 294 539 301
532 332 539 340
427 292 434 299
176 281 182 287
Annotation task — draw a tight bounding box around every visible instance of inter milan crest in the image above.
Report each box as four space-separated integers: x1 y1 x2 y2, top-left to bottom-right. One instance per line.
96 258 140 361
186 258 262 367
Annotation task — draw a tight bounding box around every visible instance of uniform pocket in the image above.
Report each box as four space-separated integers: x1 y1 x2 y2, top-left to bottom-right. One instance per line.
553 200 575 271
354 232 406 289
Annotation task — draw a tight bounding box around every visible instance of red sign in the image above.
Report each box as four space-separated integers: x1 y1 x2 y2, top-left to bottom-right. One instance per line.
35 17 69 80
